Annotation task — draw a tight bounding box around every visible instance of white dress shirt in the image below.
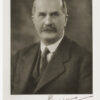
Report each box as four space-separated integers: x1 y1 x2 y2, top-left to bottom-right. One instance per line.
40 34 64 62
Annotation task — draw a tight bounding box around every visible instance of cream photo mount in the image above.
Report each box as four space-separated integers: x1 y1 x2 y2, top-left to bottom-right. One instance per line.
3 0 95 100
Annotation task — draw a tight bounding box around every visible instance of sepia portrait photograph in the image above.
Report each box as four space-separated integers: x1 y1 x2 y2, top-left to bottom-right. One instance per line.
11 0 92 95
3 0 100 99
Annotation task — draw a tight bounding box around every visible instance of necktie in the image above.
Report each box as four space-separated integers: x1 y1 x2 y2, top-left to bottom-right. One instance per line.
39 47 50 74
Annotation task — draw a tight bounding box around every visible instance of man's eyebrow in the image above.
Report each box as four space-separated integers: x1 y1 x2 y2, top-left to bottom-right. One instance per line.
50 11 60 15
38 11 60 16
38 12 46 15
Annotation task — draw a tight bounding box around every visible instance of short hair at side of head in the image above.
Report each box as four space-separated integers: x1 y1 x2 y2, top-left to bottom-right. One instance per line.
32 0 68 17
60 0 68 16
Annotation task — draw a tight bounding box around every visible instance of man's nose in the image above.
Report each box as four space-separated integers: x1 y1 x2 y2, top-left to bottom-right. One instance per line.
44 15 52 25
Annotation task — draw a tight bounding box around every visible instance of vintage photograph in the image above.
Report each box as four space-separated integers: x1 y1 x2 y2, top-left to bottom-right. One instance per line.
11 0 92 94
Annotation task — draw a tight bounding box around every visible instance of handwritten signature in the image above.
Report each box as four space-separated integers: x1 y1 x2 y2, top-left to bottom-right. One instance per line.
48 95 93 100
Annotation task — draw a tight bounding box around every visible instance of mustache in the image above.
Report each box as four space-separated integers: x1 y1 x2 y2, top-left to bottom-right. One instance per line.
41 25 57 33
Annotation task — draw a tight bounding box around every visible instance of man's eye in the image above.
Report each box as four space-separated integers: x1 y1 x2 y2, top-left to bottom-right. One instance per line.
51 13 59 17
39 13 46 17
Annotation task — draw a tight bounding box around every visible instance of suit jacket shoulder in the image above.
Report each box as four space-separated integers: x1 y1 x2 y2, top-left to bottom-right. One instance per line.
11 42 40 92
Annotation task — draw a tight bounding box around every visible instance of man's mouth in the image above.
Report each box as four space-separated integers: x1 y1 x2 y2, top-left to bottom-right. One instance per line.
41 27 57 33
43 29 56 33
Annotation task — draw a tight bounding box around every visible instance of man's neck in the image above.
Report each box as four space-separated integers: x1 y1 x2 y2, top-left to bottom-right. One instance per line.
40 33 64 53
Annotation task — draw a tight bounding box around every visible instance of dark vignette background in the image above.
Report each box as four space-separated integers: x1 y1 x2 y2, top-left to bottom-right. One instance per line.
11 0 92 56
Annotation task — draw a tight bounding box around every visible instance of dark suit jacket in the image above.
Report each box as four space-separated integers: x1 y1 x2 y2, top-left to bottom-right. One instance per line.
11 36 92 94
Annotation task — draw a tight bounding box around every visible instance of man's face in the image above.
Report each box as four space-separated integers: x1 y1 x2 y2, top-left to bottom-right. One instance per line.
33 0 67 45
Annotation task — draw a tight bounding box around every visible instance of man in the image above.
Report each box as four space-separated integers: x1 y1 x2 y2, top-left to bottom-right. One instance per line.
11 0 92 94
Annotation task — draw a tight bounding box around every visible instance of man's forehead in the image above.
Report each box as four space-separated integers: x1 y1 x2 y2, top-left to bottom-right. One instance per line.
34 0 63 11
35 0 62 4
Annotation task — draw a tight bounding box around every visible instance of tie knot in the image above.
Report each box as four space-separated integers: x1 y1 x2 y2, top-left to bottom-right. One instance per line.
42 47 50 57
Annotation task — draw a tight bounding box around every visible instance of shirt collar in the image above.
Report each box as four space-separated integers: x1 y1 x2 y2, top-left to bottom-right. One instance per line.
40 33 64 53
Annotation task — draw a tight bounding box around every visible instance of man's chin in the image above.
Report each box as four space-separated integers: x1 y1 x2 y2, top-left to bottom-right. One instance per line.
40 32 60 44
41 36 59 45
41 32 56 39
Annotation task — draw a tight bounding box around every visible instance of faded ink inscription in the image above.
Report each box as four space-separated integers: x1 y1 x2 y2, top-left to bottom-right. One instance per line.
48 95 93 100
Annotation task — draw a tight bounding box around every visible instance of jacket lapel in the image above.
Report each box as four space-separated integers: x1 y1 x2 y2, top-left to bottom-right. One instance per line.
34 36 72 93
13 43 40 93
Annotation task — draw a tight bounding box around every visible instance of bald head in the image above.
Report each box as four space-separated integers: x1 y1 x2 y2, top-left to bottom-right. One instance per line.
32 0 68 17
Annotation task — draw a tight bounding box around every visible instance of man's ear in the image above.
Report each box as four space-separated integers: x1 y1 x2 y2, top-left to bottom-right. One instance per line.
64 15 68 27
